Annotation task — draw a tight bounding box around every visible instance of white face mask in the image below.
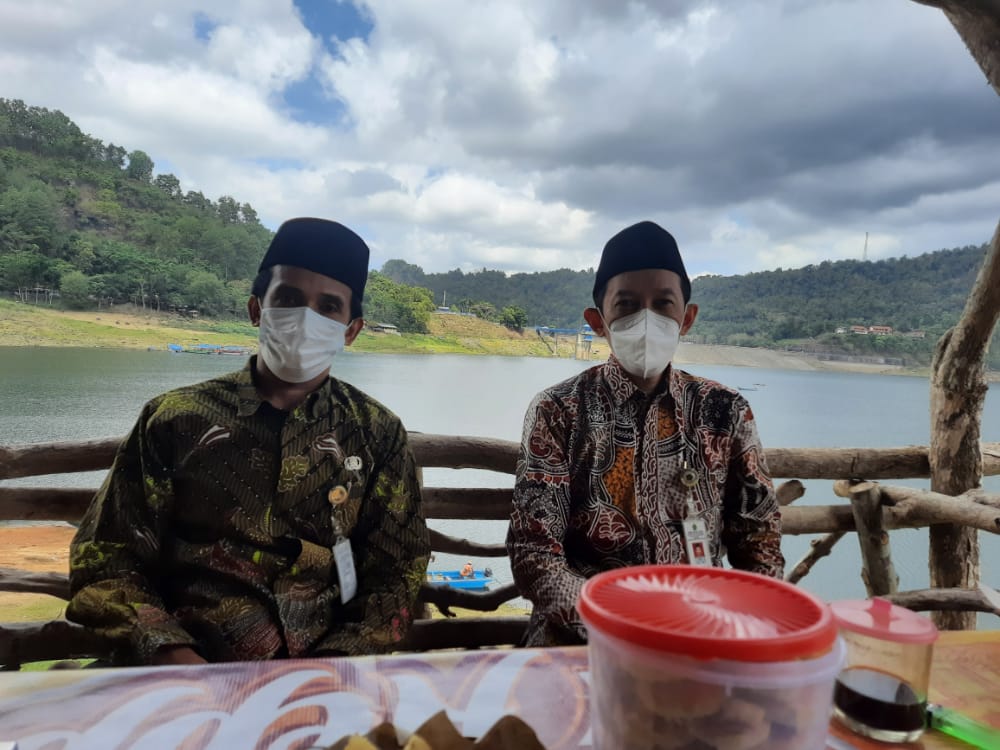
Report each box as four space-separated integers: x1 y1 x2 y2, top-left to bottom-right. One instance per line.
257 306 348 383
606 308 681 380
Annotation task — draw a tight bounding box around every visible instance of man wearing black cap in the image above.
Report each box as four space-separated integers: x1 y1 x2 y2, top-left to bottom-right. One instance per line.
507 221 784 647
68 218 431 665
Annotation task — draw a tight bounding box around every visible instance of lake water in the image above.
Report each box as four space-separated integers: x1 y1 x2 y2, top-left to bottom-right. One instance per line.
1 347 998 624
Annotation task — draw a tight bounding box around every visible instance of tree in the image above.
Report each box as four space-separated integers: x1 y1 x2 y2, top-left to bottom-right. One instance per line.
217 195 240 224
184 190 212 211
0 185 62 255
126 150 154 182
153 173 182 199
240 203 259 225
500 305 528 332
104 143 127 169
381 259 427 287
60 270 92 309
912 0 1000 630
184 269 226 315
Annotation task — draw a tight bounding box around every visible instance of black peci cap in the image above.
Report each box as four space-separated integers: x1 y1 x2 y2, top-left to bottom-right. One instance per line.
258 217 370 303
593 221 690 306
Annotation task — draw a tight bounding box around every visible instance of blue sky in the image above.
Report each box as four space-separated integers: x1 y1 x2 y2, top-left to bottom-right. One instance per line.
0 0 998 276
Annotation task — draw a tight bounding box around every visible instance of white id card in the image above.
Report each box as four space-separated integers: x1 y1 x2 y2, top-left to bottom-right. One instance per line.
682 516 711 566
333 537 357 603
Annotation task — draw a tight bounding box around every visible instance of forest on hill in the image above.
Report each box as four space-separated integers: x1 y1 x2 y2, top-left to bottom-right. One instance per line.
2 99 996 366
0 99 436 330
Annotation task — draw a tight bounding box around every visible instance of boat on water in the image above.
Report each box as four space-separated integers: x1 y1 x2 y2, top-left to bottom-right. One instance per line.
173 344 254 355
425 568 494 590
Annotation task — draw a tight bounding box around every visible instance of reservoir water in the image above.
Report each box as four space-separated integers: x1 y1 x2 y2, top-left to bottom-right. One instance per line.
1 346 998 623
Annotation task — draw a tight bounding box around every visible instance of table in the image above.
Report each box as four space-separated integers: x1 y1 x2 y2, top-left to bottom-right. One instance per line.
0 632 996 749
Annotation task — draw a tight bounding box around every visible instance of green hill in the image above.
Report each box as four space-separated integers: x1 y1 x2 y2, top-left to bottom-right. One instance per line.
2 98 995 368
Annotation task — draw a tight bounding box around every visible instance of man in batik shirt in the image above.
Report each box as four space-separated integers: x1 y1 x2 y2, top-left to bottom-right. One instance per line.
69 218 430 665
507 221 783 647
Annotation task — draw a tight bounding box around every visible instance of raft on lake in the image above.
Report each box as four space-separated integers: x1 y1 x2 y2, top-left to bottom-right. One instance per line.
425 568 495 590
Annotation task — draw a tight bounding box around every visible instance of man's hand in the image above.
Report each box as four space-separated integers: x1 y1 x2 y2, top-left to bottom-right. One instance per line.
151 645 207 666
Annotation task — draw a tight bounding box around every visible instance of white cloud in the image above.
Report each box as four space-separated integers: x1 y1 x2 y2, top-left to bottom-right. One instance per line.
0 0 997 277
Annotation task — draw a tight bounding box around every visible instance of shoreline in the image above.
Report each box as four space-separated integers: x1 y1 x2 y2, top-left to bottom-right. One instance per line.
4 300 993 380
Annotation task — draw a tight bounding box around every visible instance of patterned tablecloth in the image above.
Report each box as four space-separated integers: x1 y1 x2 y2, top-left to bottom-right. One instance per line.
0 632 996 749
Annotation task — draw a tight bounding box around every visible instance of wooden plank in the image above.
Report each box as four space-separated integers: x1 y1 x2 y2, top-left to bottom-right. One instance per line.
847 484 899 597
0 568 69 598
5 436 1000 481
409 434 518 473
428 529 507 557
0 437 120 480
0 488 91 522
0 620 112 668
418 583 521 612
402 616 528 651
421 488 512 520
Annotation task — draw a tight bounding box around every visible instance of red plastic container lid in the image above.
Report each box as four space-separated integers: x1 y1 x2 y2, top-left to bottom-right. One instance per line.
577 565 838 662
830 597 939 644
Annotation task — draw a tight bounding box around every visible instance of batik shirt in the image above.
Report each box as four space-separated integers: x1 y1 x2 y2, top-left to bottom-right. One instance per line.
506 356 784 647
68 358 430 665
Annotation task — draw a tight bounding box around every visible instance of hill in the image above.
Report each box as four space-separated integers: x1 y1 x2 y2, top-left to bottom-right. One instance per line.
2 98 996 368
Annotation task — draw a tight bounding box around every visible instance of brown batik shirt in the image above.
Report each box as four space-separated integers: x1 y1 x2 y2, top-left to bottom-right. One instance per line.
506 356 784 646
68 357 430 664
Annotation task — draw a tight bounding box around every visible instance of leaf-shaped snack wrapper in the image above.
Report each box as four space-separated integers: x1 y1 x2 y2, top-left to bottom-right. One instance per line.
325 712 545 750
474 715 546 750
413 711 475 750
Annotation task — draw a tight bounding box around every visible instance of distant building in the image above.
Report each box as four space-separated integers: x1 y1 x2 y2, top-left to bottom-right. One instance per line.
869 325 893 336
369 323 400 335
835 326 848 334
850 325 868 335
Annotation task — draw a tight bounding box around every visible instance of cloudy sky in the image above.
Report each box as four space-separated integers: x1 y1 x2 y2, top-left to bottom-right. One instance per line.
2 0 998 277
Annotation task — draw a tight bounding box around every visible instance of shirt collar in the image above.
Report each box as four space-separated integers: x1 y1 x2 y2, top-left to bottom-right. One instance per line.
236 356 335 421
601 355 679 407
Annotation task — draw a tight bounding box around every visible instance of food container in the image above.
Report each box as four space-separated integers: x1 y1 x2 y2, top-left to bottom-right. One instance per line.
830 598 938 742
578 565 845 750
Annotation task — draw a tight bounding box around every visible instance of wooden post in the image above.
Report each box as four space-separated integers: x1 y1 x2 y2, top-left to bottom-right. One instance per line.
928 222 1000 628
911 0 1000 630
836 480 899 596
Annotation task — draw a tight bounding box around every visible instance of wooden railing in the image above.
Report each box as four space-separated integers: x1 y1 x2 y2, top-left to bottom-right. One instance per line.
2 435 1000 668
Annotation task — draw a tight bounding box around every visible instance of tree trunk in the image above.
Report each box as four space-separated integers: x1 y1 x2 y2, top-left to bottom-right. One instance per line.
910 0 1000 630
929 222 1000 628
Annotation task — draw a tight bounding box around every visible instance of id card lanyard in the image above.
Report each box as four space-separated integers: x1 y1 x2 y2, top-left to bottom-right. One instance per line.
679 460 711 566
327 454 364 604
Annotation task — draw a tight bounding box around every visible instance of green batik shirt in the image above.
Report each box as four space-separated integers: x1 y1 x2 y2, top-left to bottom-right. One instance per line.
68 357 430 665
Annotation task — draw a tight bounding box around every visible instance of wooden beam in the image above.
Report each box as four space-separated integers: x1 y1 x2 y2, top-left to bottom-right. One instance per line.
422 488 512 520
885 587 1000 616
402 617 528 651
775 479 806 506
0 617 531 666
428 529 508 557
0 437 120 480
785 531 846 585
409 434 518 473
0 568 69 598
847 484 899 597
418 583 521 613
5 436 1000 482
0 620 113 668
0 487 91 522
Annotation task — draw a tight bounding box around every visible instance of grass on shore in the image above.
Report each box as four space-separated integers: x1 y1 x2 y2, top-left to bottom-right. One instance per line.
0 300 575 358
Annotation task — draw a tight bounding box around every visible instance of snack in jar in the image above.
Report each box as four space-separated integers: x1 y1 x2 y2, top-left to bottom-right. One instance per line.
578 564 845 750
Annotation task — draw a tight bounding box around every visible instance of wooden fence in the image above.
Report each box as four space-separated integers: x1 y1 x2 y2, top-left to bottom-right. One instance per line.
2 434 1000 668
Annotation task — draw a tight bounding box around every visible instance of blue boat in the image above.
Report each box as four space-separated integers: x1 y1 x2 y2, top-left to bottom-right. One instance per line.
425 568 494 590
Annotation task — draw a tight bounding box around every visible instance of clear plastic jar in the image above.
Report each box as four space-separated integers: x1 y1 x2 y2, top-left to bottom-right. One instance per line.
830 598 938 742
